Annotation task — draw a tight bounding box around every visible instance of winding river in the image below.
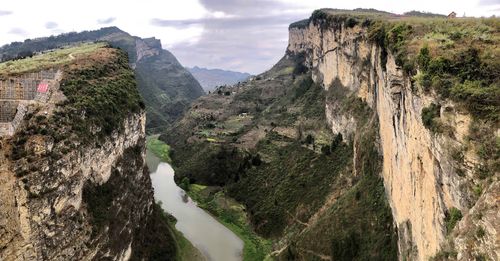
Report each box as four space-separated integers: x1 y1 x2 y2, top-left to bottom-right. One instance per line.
146 150 244 261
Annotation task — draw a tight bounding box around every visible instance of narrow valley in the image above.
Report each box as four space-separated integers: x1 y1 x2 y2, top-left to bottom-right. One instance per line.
0 3 498 261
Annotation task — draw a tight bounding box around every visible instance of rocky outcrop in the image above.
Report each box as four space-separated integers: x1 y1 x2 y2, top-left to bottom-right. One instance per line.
134 37 161 66
287 19 495 260
0 110 151 261
0 27 205 131
0 47 167 260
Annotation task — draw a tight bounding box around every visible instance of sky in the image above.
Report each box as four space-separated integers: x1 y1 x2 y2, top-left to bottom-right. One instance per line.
0 0 499 74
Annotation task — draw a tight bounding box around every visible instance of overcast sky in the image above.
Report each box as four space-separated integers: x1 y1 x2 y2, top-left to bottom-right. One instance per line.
0 0 499 74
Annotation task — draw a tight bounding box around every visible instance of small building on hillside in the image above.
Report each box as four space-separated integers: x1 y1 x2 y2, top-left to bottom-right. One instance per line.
448 12 457 18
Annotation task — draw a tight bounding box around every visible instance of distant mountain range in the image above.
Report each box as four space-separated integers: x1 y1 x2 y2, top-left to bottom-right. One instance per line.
187 66 251 92
0 27 204 132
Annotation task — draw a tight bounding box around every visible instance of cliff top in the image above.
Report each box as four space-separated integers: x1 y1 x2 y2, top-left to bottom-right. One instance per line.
3 43 143 149
290 9 499 123
0 43 107 77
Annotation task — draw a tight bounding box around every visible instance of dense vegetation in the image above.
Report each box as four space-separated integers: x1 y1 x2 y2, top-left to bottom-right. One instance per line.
147 136 172 163
56 47 144 142
282 127 398 261
9 45 144 174
229 136 352 237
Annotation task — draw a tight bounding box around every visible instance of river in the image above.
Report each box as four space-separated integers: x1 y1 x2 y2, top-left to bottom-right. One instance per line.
146 150 244 261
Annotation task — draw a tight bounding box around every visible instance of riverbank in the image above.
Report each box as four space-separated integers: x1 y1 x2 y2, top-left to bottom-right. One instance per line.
186 184 273 261
157 203 206 261
145 143 205 261
147 135 172 163
147 145 245 260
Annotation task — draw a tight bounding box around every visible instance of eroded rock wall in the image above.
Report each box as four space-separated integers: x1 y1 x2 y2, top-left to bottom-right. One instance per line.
288 21 482 260
0 108 152 261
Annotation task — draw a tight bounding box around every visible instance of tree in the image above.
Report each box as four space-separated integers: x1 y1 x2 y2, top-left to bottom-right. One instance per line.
179 177 190 191
305 134 314 145
331 133 343 151
321 145 331 155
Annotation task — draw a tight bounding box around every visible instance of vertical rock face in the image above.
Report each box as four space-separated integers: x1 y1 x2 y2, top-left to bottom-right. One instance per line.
134 38 161 65
287 20 492 260
0 46 160 260
0 113 150 260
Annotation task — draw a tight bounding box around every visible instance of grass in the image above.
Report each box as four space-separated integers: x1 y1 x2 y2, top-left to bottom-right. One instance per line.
0 42 106 76
445 207 463 233
186 184 273 261
146 136 172 163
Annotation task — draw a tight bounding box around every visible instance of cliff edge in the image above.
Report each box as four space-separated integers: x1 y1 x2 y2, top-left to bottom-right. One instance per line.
0 43 176 260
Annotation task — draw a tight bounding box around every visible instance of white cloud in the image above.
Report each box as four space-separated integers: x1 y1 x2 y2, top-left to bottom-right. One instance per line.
0 0 498 73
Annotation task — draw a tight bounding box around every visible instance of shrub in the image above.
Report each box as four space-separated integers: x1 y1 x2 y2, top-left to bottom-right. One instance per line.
431 250 458 261
331 133 343 151
251 154 262 166
415 72 432 91
321 145 331 155
444 207 463 233
417 46 431 71
421 103 441 132
451 81 500 122
476 226 485 238
345 17 358 28
473 184 483 197
179 177 190 191
305 134 314 144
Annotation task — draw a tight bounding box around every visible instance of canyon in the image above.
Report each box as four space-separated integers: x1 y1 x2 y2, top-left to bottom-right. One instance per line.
163 10 498 261
0 8 498 261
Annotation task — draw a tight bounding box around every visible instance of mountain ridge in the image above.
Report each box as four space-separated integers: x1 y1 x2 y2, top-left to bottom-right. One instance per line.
0 27 204 132
187 66 251 92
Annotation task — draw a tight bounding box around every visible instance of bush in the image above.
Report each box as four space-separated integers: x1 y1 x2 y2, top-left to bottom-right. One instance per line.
444 207 463 233
417 46 431 71
415 72 432 91
305 134 314 144
321 145 331 155
421 103 441 132
179 177 190 191
331 133 343 151
345 17 358 28
451 81 500 122
251 154 262 166
476 226 486 238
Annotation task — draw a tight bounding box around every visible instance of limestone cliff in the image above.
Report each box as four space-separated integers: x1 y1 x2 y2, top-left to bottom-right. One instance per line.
288 11 498 260
0 44 174 260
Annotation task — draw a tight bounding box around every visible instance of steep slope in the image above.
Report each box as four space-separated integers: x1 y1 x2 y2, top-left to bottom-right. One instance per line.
0 44 177 260
163 9 499 261
162 42 399 261
187 66 251 92
0 27 204 132
288 10 498 260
